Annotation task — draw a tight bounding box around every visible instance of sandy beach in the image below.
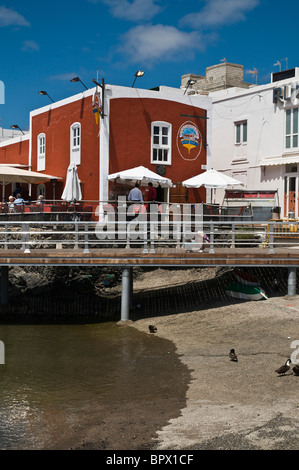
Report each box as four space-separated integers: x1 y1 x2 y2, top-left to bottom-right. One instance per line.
129 267 299 450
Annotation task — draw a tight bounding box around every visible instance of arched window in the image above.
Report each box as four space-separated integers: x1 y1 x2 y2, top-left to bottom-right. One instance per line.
37 133 46 171
36 183 46 199
70 122 81 164
151 121 172 165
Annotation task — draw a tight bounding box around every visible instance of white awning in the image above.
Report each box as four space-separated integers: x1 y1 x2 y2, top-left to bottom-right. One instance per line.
259 155 299 166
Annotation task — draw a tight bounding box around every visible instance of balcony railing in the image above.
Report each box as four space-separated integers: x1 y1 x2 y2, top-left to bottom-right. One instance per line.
0 200 297 254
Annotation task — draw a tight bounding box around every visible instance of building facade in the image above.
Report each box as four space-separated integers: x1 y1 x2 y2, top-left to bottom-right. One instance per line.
0 85 212 204
182 62 299 218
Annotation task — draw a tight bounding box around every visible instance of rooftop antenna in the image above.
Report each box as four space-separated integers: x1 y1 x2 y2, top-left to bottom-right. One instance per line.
280 57 288 70
248 67 258 84
274 60 281 72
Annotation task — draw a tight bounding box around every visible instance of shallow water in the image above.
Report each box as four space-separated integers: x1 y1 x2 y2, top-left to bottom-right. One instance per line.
0 322 186 450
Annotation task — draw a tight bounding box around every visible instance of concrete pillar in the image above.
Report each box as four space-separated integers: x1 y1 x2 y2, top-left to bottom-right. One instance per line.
129 267 133 308
288 267 297 296
1 266 8 305
121 267 131 321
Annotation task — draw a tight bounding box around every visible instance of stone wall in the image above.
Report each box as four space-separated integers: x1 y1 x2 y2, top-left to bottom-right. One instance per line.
182 62 252 94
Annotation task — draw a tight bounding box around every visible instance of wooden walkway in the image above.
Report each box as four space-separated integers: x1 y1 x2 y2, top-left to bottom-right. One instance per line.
1 247 299 267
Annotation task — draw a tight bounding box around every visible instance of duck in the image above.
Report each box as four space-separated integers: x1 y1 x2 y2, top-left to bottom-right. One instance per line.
148 325 157 333
292 364 299 376
229 349 238 362
275 359 291 376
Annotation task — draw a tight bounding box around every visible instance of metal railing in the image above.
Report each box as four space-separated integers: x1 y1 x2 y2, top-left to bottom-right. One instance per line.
0 216 298 254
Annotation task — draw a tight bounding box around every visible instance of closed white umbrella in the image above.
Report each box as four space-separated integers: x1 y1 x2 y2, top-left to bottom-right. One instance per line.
61 163 82 202
182 169 243 188
108 165 173 188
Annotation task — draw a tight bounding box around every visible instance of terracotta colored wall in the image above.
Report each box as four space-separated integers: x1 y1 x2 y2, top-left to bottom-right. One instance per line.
31 95 99 201
0 138 29 166
109 97 207 203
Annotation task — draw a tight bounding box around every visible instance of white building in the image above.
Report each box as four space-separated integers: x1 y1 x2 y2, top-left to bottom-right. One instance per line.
0 127 28 142
182 63 299 218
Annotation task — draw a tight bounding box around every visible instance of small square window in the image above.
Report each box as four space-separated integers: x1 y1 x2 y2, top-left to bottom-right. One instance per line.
151 122 172 165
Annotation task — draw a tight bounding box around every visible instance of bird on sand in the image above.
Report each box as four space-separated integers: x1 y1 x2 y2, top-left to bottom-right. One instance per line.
292 364 299 376
148 325 157 333
275 359 291 376
229 349 238 362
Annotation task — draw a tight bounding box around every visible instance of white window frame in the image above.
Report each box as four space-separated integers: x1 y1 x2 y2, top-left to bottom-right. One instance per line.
235 120 247 145
151 121 172 165
70 122 81 164
285 107 299 150
37 133 46 171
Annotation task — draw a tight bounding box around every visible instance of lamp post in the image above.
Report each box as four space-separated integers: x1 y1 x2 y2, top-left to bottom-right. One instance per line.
38 90 54 103
70 76 88 90
10 125 25 135
184 79 197 95
132 70 145 88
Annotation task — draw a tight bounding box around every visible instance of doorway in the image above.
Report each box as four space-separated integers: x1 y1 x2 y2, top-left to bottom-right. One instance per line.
284 175 297 217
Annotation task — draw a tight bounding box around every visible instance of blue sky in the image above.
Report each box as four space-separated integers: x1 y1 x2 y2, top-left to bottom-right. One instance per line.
0 0 298 130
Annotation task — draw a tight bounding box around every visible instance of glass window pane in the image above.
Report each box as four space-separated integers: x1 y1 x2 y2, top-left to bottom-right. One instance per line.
154 126 159 135
162 137 168 145
293 108 298 134
163 149 168 162
243 122 247 142
286 136 291 148
158 149 163 161
293 135 298 147
153 149 157 161
162 127 168 135
154 136 159 144
236 124 240 143
286 109 291 135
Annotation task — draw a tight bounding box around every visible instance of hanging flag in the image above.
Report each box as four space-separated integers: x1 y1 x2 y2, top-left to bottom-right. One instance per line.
92 89 102 125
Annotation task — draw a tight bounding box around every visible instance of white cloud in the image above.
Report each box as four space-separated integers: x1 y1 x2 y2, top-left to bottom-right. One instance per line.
49 72 78 81
0 6 30 27
118 24 204 64
181 0 259 29
22 40 39 51
101 0 162 21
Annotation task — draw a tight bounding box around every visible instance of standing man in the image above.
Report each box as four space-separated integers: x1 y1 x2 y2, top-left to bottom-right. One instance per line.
128 183 144 203
147 182 157 202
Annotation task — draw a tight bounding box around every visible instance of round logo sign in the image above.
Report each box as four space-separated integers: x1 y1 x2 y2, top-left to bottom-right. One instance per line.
177 121 202 161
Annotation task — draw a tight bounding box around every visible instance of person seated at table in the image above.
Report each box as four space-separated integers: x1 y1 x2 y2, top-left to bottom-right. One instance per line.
35 195 45 205
14 193 25 206
7 195 15 213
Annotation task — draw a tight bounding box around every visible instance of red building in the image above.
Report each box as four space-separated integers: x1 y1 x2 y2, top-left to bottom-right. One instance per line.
0 84 212 204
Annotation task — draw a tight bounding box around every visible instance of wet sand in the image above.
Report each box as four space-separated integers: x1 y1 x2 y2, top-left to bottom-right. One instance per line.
131 269 299 450
69 267 298 450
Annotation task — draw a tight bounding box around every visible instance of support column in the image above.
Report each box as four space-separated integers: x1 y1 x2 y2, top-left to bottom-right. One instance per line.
1 266 8 305
121 267 131 321
129 267 133 308
288 267 297 296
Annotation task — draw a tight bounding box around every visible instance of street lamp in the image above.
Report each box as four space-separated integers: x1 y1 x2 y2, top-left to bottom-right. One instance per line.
38 90 54 103
184 79 197 95
10 125 25 135
132 70 145 88
70 76 88 90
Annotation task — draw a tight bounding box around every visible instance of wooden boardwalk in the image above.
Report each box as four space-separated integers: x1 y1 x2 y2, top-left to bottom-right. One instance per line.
0 246 299 267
